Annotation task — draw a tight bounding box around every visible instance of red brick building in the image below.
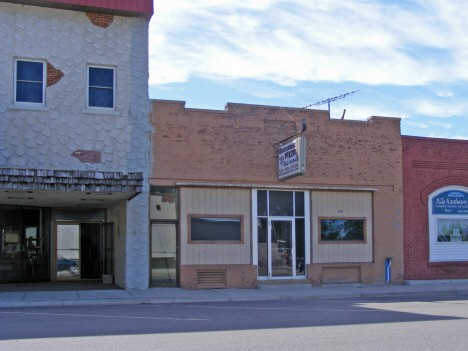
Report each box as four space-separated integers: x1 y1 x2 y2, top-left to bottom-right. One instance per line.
403 136 468 282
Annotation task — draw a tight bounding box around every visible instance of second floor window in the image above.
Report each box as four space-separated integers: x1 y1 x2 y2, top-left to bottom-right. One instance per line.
15 59 45 104
88 66 114 108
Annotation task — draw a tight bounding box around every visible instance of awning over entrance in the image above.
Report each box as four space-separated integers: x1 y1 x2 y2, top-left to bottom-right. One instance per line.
0 168 143 207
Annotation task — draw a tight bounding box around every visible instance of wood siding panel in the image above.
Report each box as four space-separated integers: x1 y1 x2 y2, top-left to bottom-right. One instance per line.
181 187 251 265
312 191 373 264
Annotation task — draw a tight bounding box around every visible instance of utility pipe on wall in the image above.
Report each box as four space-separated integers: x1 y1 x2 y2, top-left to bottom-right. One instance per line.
385 257 393 282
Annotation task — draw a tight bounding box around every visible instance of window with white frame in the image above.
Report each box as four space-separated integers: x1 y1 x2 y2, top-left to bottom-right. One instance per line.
253 190 310 279
429 186 468 262
15 59 46 105
87 66 115 108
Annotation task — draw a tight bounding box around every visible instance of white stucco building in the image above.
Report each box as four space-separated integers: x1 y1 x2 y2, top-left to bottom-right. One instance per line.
0 0 153 289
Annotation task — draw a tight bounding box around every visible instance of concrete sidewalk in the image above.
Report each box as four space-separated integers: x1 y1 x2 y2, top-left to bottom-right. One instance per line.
2 282 468 308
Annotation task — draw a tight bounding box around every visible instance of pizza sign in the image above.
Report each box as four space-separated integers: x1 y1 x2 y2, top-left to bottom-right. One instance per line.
278 136 306 181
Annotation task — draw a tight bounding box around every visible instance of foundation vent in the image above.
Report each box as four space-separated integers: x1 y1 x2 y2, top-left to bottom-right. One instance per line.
197 270 226 285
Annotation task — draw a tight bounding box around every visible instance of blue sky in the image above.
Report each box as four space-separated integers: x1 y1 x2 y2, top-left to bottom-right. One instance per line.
148 0 468 139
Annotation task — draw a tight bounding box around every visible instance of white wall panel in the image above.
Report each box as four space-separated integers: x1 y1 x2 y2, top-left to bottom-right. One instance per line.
312 191 373 263
180 187 251 265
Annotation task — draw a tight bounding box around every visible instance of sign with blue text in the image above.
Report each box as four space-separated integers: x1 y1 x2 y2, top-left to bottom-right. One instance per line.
432 190 468 215
278 136 306 181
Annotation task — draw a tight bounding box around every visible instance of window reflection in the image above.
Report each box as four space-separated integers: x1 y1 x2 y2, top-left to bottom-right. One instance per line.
257 218 268 277
151 223 177 285
269 191 293 216
150 187 178 220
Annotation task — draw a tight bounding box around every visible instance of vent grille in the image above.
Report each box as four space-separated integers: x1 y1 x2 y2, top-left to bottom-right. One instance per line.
197 270 226 285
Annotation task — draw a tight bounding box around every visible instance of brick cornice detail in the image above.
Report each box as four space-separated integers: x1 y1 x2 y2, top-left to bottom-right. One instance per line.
46 62 64 87
420 177 468 206
86 13 114 28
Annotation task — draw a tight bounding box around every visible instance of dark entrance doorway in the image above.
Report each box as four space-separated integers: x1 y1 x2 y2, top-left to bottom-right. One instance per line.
56 222 112 281
80 223 102 279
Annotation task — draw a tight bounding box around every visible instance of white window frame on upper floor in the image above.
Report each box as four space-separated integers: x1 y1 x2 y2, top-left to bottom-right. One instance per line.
86 65 116 110
14 58 46 107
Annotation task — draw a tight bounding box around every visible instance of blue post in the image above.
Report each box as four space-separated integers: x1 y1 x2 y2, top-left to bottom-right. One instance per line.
385 257 393 282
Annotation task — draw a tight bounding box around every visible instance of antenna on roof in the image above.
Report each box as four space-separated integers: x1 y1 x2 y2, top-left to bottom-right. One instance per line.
303 90 359 117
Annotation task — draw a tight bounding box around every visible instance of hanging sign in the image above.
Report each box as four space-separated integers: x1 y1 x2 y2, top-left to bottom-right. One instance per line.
432 190 468 215
278 136 306 181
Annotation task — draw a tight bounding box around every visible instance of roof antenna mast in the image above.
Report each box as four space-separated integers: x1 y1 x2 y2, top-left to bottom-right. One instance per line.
303 90 359 117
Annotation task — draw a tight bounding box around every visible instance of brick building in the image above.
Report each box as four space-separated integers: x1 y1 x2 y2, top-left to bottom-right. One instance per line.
150 100 404 289
0 0 153 288
403 136 468 282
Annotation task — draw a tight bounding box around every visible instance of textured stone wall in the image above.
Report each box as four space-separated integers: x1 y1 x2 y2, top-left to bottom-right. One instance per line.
402 136 468 280
0 3 150 173
107 200 126 287
0 3 151 289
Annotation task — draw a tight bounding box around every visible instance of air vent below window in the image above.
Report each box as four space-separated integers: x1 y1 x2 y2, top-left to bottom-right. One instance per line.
197 270 226 285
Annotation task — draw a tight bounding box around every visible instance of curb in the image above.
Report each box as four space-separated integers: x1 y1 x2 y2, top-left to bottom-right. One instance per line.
2 285 468 309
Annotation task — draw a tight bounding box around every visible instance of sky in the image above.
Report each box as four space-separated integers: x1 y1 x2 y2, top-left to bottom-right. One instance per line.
148 0 468 140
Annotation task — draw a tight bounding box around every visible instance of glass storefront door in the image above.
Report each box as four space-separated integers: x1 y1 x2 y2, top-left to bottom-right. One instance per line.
151 223 177 285
150 187 179 286
56 224 80 279
56 220 110 280
256 190 308 280
55 210 112 281
271 219 293 277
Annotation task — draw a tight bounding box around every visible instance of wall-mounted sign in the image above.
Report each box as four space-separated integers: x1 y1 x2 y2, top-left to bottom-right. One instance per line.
432 190 468 215
278 136 306 181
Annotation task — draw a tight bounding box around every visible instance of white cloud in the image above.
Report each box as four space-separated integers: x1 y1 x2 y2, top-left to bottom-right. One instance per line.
405 121 429 129
435 90 454 98
148 0 468 86
411 99 468 117
425 132 468 141
430 121 452 129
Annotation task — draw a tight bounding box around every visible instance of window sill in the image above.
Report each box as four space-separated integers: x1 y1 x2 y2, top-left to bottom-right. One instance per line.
428 261 468 266
82 108 120 116
9 104 50 111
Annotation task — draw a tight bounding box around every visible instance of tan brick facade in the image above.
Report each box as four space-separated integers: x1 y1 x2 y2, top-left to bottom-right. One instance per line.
151 100 404 288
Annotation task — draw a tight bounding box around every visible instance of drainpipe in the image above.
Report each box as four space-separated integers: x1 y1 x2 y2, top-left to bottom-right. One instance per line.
385 257 393 282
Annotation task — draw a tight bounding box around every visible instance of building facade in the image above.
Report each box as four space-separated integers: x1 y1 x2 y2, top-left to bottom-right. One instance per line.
150 100 404 289
403 136 468 281
0 0 153 289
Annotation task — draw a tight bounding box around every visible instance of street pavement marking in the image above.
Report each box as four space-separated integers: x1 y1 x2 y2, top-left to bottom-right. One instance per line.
173 305 391 313
0 311 210 321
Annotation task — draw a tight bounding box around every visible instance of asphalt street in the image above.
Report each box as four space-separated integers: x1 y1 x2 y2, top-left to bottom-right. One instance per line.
1 295 467 350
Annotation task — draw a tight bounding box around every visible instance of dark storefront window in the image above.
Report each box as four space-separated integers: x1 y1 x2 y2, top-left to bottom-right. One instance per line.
0 206 50 282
